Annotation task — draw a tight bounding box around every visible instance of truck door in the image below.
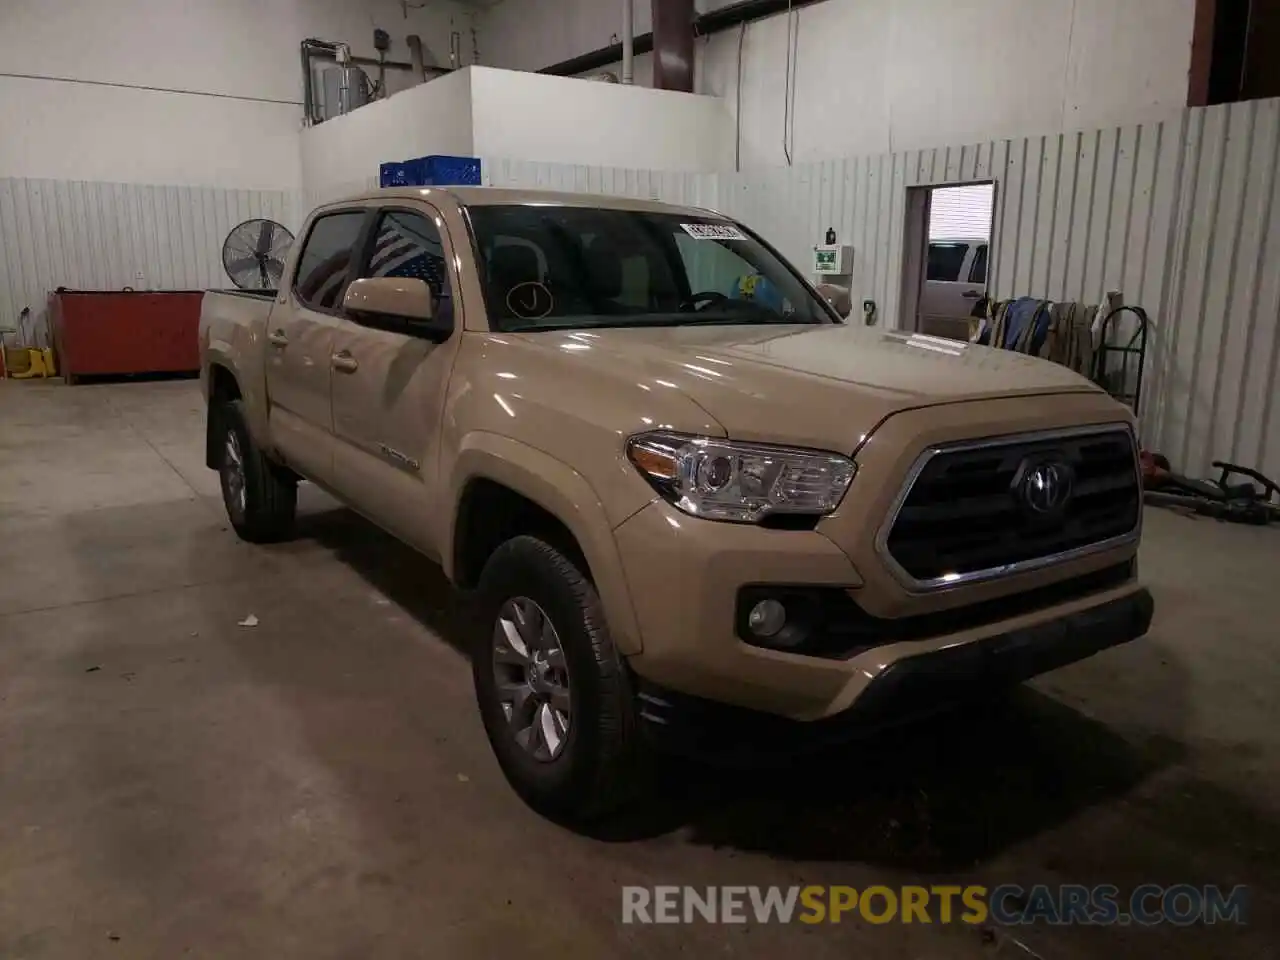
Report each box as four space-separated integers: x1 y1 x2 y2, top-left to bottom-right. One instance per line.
328 203 463 558
919 240 982 340
265 208 367 482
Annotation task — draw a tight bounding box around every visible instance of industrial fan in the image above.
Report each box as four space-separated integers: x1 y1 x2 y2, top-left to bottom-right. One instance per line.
221 219 295 291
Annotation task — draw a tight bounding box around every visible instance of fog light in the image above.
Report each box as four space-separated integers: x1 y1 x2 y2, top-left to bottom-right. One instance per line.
747 599 787 639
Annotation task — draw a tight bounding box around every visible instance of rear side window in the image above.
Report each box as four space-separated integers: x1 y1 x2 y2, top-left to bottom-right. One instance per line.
294 211 366 311
927 242 968 282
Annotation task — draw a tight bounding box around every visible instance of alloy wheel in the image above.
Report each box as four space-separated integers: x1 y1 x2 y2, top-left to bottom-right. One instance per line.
492 597 572 762
223 431 247 517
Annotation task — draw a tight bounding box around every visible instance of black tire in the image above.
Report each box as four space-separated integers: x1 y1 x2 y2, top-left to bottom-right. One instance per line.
472 536 647 822
214 399 297 543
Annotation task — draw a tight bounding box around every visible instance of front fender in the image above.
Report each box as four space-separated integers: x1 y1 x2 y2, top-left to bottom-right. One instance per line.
446 432 646 655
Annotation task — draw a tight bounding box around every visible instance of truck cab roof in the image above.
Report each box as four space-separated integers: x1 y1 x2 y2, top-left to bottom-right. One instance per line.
318 186 722 220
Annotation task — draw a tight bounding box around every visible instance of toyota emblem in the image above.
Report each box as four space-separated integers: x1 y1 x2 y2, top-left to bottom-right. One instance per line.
1021 461 1074 514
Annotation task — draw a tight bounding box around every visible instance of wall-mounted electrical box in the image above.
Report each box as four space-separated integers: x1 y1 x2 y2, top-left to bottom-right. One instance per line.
813 244 854 277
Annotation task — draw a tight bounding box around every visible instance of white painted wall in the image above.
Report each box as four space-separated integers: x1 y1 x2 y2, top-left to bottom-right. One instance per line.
0 76 303 192
476 0 1196 166
299 66 734 197
470 68 733 171
0 0 476 189
300 69 476 203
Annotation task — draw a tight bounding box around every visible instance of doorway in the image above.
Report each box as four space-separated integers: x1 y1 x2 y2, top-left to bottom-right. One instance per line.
899 182 995 339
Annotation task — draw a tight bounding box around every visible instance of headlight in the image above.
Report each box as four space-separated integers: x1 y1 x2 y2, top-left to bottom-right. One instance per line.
626 432 856 523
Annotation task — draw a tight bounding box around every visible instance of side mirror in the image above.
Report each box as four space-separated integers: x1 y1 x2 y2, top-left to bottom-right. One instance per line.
343 277 451 340
816 282 853 320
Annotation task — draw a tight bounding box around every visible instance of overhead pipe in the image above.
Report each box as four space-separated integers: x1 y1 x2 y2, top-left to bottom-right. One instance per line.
345 53 416 70
547 33 654 78
335 42 353 116
622 0 636 84
540 0 827 77
407 34 428 84
694 0 825 35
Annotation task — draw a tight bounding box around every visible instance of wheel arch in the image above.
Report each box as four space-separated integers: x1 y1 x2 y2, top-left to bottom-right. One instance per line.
205 362 243 468
447 434 644 655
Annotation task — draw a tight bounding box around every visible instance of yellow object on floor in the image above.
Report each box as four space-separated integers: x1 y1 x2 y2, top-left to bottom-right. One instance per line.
7 347 56 379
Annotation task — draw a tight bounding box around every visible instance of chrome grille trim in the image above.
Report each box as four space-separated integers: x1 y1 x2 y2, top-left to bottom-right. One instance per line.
874 423 1142 593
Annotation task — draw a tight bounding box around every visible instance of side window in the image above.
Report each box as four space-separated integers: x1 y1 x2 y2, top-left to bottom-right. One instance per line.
926 242 968 282
294 211 366 311
363 210 454 324
969 244 988 285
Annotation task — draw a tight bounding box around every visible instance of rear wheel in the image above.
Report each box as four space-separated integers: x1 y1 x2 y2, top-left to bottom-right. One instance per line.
215 399 297 543
472 536 647 821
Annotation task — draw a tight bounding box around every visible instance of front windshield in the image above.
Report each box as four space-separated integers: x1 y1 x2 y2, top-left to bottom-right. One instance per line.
465 205 835 333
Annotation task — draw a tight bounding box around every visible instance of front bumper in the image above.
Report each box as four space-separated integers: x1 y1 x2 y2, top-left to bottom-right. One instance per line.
614 498 1148 721
634 586 1154 761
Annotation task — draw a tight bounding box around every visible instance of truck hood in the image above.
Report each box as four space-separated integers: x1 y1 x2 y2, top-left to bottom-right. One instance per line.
512 323 1102 453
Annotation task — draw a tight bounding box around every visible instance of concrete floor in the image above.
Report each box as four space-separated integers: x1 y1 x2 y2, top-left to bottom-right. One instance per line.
1 379 1277 960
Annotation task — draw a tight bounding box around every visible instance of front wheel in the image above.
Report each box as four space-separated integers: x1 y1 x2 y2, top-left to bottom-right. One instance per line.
214 399 297 543
472 536 648 821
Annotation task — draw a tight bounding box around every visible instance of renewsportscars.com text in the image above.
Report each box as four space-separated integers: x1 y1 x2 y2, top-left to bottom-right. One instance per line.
622 884 1250 926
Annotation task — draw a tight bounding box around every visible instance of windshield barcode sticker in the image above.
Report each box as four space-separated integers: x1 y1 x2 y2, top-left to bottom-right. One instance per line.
680 222 746 241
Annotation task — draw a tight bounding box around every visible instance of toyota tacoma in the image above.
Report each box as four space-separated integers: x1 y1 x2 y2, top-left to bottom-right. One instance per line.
199 188 1153 819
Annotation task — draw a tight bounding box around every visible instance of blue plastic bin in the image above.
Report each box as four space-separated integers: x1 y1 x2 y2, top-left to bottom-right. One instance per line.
379 162 415 187
379 155 482 188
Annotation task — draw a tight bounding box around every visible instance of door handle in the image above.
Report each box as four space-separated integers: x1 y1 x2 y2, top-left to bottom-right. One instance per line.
961 290 983 299
268 330 289 347
331 350 359 374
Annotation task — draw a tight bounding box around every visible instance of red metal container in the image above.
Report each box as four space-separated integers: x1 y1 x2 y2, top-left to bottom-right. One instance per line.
49 290 203 383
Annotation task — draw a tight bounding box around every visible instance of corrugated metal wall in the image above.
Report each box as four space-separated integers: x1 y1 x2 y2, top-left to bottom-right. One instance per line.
1154 102 1280 487
483 159 717 208
484 101 1280 477
0 179 305 345
710 127 1190 354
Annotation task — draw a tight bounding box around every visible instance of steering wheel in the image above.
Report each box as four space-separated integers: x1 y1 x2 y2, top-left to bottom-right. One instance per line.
681 291 729 312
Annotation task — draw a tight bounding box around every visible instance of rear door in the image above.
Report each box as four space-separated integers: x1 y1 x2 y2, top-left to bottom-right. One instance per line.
328 202 463 558
919 241 983 340
265 208 367 483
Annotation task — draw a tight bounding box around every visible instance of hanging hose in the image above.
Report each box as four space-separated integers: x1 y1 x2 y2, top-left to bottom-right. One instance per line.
735 22 746 172
782 0 798 166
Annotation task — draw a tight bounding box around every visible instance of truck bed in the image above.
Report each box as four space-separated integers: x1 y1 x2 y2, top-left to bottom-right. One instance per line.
199 289 277 421
208 289 276 299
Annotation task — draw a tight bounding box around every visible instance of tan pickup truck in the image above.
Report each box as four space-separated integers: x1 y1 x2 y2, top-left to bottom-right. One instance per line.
200 187 1152 820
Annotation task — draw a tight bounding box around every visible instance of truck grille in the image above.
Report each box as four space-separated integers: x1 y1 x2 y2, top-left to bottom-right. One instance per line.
881 427 1140 587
